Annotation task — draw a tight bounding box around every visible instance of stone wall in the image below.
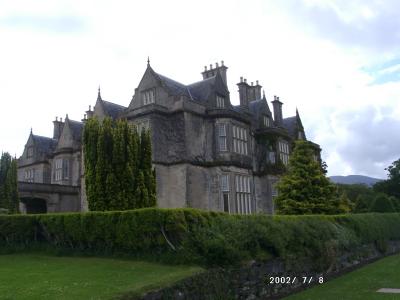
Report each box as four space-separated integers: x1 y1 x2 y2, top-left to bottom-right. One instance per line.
131 241 400 300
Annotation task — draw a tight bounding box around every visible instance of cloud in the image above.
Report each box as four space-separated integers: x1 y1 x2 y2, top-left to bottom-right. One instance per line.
0 15 85 33
281 0 400 55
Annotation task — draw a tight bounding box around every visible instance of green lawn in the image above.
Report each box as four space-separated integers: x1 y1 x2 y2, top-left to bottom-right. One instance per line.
0 254 203 300
286 254 400 300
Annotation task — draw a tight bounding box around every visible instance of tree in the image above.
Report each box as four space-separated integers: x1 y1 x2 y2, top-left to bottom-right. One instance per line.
83 118 156 211
370 193 396 213
275 140 349 215
0 152 19 213
373 159 400 200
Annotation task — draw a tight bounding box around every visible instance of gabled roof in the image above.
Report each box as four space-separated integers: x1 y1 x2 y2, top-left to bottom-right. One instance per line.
155 72 192 98
187 76 216 102
102 100 126 119
249 98 272 117
31 134 57 155
66 118 84 141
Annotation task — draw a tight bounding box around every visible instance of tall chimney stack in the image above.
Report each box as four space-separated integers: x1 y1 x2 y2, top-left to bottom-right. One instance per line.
271 95 283 126
201 60 228 84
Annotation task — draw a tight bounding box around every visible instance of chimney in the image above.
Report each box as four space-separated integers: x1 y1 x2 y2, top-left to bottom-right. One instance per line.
237 77 249 108
246 80 262 102
86 104 94 119
53 116 65 140
201 60 228 84
271 96 283 126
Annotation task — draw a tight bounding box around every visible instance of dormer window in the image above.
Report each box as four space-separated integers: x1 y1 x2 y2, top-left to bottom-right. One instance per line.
263 116 271 127
142 89 155 105
216 95 225 108
27 146 33 158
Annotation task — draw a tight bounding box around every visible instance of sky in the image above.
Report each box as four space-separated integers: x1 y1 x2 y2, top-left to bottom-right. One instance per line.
0 0 399 179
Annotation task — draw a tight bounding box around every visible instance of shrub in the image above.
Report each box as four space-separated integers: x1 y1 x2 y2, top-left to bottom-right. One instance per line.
1 209 400 269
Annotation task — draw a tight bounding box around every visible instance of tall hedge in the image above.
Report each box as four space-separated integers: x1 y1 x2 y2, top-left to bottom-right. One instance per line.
83 118 156 211
1 209 400 268
0 152 19 214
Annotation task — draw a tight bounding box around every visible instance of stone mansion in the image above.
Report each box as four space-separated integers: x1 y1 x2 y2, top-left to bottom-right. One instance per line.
17 60 321 214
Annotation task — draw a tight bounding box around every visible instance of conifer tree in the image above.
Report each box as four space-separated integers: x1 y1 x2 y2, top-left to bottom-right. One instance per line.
0 153 19 213
275 140 348 215
83 118 99 211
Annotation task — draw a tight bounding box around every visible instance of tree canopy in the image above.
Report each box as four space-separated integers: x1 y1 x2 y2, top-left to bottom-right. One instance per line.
373 159 400 200
83 118 156 211
0 152 19 214
275 140 349 215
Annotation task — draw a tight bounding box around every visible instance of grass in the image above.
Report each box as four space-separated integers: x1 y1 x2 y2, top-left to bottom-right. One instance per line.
286 254 400 300
0 253 203 300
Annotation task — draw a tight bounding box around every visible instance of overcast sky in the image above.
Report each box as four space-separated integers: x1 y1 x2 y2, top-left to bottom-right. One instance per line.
1 0 399 179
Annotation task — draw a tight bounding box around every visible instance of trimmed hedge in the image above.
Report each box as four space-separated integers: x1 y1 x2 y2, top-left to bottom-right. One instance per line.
1 209 400 269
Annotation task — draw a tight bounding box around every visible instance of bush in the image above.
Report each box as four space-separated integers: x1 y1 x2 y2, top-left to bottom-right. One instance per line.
1 209 400 269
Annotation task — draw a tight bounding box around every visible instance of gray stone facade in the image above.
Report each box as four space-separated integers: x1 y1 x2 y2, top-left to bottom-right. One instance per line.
18 60 320 214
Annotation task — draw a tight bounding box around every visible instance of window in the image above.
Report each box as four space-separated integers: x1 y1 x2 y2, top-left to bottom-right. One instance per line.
217 124 227 151
279 140 290 165
297 131 304 140
142 89 155 105
312 154 318 162
24 169 34 183
232 125 248 155
220 174 230 213
55 158 69 181
267 151 276 164
263 116 271 127
26 146 33 158
235 175 252 214
55 158 63 181
131 119 150 133
62 159 69 180
216 95 225 108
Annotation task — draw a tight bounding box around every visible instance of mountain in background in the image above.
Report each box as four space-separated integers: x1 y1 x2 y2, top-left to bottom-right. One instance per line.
329 175 384 187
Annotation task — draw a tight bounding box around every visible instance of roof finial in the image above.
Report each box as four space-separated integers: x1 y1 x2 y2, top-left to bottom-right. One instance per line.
30 127 33 134
147 56 150 66
97 85 102 100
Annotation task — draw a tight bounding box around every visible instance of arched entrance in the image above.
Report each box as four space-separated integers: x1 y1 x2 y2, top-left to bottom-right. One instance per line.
21 197 47 214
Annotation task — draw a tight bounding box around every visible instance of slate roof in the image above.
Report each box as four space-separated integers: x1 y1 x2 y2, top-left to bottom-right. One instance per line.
187 76 215 102
249 98 272 116
155 71 217 102
282 116 297 138
156 73 192 98
32 135 57 155
102 100 126 119
68 119 84 141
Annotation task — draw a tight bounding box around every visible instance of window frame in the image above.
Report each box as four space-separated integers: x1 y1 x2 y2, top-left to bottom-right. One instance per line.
232 125 248 155
217 123 227 152
142 88 155 106
235 174 252 215
216 95 225 108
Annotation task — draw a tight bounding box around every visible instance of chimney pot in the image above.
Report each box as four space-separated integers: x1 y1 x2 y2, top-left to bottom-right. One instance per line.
244 78 247 83
204 66 207 71
221 60 224 66
240 76 243 82
89 105 91 111
216 62 219 68
210 64 212 70
56 116 58 121
256 80 259 85
60 117 63 122
251 82 253 86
